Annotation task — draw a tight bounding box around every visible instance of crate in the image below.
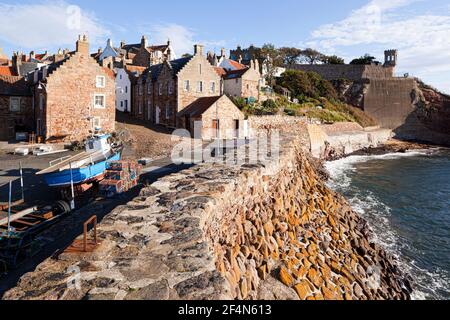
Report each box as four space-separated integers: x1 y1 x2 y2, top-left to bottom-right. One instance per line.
99 179 123 194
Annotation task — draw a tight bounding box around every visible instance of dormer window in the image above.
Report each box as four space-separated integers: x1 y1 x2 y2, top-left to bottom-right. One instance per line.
96 76 106 88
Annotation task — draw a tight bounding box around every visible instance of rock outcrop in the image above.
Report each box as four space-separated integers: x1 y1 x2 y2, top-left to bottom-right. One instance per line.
3 129 412 300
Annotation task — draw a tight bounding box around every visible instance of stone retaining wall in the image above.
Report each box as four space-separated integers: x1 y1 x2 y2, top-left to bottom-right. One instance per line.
4 130 410 300
308 124 393 159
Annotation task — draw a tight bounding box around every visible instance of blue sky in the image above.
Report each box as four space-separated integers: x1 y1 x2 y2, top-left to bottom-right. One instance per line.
1 0 450 93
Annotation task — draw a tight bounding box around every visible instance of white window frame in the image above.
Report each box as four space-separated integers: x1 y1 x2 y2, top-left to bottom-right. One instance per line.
10 97 21 112
210 81 216 93
197 81 203 93
96 76 106 88
184 80 190 92
94 94 106 109
92 117 101 130
138 101 143 114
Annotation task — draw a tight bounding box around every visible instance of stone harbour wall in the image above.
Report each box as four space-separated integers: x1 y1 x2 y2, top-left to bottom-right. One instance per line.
4 131 411 300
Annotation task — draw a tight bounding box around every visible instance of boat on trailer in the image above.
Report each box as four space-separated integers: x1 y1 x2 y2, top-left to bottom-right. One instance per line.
37 135 123 188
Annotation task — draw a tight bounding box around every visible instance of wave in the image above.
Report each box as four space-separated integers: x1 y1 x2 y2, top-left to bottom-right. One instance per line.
325 150 450 300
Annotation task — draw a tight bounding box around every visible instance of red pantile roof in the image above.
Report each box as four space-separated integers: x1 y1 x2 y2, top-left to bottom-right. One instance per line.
214 67 227 77
102 67 116 80
125 65 147 74
0 66 16 76
228 60 247 70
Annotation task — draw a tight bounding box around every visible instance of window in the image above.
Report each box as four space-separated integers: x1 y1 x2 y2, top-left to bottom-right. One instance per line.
120 74 122 80
124 100 128 112
96 76 105 88
166 104 170 119
138 101 143 114
159 83 163 95
184 80 190 92
147 82 152 94
94 94 105 108
93 117 101 130
197 81 203 93
210 81 216 93
138 84 143 96
125 86 128 93
120 101 123 108
168 81 173 95
39 94 45 110
147 100 152 120
10 97 21 112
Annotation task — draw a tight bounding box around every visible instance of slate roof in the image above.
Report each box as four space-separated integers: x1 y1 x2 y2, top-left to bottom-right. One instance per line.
223 68 249 80
178 96 222 117
168 56 192 74
0 75 31 96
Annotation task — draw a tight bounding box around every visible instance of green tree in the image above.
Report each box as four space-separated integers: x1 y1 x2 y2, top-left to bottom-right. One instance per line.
279 47 302 65
350 54 380 65
300 48 324 64
323 55 345 64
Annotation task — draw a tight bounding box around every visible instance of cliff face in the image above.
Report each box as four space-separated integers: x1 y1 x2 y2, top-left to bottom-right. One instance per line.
3 125 412 301
333 78 450 145
412 80 450 135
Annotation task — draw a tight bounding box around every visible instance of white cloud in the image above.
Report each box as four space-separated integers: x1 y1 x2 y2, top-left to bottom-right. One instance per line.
0 0 109 51
309 0 450 93
149 23 195 56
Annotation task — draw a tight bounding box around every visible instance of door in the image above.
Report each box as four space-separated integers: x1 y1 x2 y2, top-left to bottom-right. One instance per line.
185 116 191 133
36 119 42 136
155 107 160 124
212 120 219 138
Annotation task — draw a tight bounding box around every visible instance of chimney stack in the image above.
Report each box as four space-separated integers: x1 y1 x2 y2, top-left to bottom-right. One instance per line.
141 35 148 48
29 51 35 60
76 34 90 56
221 48 226 58
120 40 125 48
194 44 204 56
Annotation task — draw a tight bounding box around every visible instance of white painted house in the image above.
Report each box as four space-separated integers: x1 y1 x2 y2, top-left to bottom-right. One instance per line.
115 68 131 112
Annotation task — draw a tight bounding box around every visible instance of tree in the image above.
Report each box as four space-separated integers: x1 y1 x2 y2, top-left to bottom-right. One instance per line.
300 48 325 64
279 47 302 65
278 70 338 101
181 53 192 58
350 54 380 65
323 55 345 65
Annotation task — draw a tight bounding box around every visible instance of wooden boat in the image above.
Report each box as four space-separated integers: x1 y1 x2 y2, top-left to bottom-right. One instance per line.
37 135 122 188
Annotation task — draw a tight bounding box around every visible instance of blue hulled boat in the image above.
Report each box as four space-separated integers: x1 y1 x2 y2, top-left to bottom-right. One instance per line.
37 135 122 188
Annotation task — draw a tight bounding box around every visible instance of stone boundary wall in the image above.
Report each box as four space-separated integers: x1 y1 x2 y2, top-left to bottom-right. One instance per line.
4 128 410 300
286 65 394 81
308 124 393 158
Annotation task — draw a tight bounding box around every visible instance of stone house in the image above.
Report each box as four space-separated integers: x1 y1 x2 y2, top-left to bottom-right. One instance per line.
132 36 175 67
0 75 33 141
132 44 223 127
213 59 262 101
130 44 246 140
29 35 116 142
178 95 246 140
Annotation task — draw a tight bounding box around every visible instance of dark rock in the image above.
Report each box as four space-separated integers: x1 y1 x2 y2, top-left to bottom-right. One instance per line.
125 280 170 300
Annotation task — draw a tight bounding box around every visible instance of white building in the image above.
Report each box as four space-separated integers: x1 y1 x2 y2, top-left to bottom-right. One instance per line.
115 68 131 112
